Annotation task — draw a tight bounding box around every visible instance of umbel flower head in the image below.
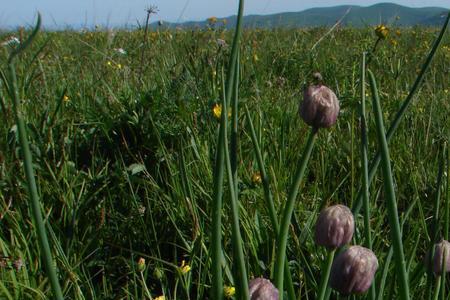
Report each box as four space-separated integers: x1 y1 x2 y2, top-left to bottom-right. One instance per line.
249 278 279 300
299 81 339 129
315 204 354 249
330 246 379 295
427 239 450 275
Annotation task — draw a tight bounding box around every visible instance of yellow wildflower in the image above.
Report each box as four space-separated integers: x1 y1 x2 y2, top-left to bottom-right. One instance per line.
207 16 218 25
106 61 112 66
212 104 231 120
375 24 389 39
117 63 122 70
154 296 165 300
180 260 191 274
251 172 262 185
224 285 236 298
63 95 70 102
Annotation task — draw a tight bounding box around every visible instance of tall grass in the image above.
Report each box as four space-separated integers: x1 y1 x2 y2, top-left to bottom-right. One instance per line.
0 9 449 299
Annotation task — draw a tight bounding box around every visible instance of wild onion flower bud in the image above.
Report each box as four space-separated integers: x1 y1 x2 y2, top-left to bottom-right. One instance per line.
249 278 279 300
428 240 450 275
315 204 354 249
330 246 378 295
299 84 339 129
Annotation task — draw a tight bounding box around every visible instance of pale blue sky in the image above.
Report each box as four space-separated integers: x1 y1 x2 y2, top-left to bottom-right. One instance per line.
1 0 450 28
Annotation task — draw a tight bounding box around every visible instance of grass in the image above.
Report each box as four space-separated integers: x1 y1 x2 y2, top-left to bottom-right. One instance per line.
0 10 449 299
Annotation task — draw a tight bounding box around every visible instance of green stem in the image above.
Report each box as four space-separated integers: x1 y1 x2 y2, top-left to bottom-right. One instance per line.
222 58 249 300
368 70 410 300
210 1 245 298
244 105 296 300
274 128 318 299
7 15 64 300
230 53 239 200
352 12 450 217
360 53 375 300
444 143 450 241
432 276 441 300
317 249 336 300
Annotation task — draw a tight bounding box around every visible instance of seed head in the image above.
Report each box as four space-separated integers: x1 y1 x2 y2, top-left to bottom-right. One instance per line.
330 246 379 295
299 84 339 129
427 240 450 275
315 204 354 249
249 278 279 300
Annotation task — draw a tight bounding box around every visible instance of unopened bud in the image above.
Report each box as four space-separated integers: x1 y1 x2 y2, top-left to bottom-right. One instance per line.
299 84 339 129
315 204 354 249
428 240 450 275
137 257 146 272
330 246 378 295
249 277 279 300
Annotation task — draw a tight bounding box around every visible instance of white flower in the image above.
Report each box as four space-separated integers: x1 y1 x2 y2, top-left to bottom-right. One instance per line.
114 48 127 55
1 36 20 47
216 39 228 48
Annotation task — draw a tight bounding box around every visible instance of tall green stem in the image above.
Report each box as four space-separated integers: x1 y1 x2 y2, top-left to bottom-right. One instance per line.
210 1 245 298
361 53 375 300
352 12 450 217
368 70 410 300
274 128 318 299
7 14 64 300
222 57 249 300
317 249 336 300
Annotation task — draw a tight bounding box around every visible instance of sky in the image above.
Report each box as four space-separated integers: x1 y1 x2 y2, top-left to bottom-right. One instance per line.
1 0 450 29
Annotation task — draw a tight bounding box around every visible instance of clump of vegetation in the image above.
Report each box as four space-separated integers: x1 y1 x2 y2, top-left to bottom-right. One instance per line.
0 2 449 299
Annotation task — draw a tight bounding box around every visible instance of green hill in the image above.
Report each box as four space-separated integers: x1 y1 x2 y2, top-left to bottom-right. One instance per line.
159 3 449 28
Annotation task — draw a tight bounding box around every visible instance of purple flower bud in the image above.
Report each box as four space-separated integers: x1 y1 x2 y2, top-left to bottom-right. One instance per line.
330 246 378 295
315 204 354 249
249 278 279 300
299 84 339 128
428 240 450 275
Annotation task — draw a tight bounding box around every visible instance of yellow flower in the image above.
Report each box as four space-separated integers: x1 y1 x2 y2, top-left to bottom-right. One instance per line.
207 16 218 25
117 63 122 69
63 95 70 102
180 260 191 274
390 39 398 47
212 104 231 120
106 61 112 66
224 285 236 298
154 296 165 300
251 172 262 185
375 24 389 39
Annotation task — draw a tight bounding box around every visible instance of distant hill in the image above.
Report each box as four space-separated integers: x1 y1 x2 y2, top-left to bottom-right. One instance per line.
157 3 449 29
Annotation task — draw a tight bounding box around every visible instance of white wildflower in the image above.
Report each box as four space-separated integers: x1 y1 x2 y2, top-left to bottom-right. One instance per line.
114 48 127 55
1 36 20 47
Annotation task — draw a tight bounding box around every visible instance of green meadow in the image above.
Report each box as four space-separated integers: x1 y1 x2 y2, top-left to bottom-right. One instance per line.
0 8 450 299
